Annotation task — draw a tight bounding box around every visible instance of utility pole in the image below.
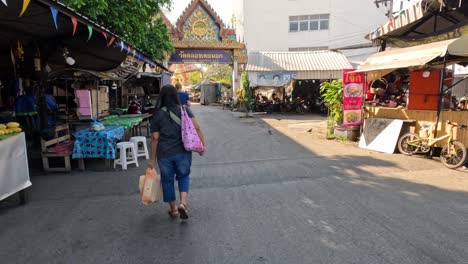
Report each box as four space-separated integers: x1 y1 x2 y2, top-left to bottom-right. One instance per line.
374 0 394 18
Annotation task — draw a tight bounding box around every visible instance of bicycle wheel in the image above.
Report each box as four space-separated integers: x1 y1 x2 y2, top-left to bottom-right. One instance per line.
440 141 467 169
398 133 421 155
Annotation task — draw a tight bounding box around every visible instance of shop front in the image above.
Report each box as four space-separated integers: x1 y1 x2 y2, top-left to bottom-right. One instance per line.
0 0 166 196
355 37 468 154
246 51 352 114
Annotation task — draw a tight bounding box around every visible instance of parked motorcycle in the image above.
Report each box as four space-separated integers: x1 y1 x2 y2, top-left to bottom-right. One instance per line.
314 97 328 115
295 97 309 114
127 96 142 114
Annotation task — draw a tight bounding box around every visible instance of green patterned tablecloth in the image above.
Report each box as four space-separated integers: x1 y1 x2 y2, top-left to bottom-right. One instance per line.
102 115 143 129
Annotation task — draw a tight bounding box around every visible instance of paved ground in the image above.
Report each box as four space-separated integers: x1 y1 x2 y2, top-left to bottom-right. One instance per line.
1 106 467 264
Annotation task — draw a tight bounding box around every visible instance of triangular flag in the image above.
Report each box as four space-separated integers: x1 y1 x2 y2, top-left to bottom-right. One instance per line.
71 17 78 36
19 0 31 17
120 41 124 51
50 7 59 30
133 49 136 58
101 32 108 45
107 36 116 47
388 18 394 30
1 0 7 6
127 45 131 54
87 25 93 41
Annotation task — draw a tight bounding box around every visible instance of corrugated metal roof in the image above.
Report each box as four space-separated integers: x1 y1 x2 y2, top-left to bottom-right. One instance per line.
246 51 352 72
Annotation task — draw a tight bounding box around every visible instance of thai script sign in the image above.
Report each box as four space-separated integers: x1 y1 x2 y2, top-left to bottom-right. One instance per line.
169 49 232 64
343 69 364 127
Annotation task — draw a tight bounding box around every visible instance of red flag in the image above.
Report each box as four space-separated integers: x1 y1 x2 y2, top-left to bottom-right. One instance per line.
71 17 78 36
107 36 116 47
102 32 108 45
388 18 394 30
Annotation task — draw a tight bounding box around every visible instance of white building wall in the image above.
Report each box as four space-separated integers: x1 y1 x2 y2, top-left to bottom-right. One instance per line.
233 0 388 52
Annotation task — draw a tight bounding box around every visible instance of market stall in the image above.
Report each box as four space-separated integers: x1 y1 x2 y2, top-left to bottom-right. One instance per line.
46 69 122 124
355 37 468 149
0 0 169 172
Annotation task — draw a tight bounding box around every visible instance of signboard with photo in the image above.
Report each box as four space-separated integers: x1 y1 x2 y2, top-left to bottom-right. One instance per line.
250 72 297 87
343 69 364 127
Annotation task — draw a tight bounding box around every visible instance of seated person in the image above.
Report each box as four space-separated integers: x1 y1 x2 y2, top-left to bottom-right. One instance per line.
272 93 281 112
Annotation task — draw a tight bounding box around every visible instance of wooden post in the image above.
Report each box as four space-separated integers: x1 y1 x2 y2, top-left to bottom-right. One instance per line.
432 54 448 157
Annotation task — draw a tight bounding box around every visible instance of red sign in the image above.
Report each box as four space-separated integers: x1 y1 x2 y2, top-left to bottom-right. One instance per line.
343 69 364 127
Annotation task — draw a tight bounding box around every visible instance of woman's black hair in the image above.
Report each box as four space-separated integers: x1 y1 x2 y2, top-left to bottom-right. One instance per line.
156 84 181 110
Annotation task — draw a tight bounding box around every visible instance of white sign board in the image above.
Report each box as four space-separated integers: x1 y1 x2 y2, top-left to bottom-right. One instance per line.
359 118 404 154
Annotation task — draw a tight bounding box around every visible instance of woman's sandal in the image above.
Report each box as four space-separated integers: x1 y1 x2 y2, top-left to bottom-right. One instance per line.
168 209 179 218
178 203 189 220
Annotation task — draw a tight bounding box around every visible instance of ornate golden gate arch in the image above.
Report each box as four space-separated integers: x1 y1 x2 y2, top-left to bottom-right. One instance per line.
164 0 247 91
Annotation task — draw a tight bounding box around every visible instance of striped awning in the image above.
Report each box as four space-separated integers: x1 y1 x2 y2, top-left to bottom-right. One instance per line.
246 51 352 79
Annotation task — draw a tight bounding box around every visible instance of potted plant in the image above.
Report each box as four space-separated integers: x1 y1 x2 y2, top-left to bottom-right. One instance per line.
320 80 343 139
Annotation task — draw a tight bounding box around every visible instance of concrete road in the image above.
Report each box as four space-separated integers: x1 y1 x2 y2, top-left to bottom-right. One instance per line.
1 106 467 264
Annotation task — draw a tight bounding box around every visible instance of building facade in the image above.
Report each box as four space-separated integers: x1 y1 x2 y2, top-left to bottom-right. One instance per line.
232 0 389 64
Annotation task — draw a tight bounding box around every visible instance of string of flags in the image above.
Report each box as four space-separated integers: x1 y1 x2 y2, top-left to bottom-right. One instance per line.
0 0 158 67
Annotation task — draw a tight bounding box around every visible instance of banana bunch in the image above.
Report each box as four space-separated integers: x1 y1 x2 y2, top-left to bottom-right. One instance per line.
0 122 22 135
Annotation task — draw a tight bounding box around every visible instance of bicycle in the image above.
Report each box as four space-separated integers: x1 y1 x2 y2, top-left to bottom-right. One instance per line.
398 120 467 169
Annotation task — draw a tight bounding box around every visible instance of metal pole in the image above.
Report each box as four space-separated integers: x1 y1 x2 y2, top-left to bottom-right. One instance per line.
360 72 368 137
233 60 239 95
431 54 448 157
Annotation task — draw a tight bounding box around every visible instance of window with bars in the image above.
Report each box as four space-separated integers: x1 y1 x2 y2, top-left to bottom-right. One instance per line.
289 14 330 32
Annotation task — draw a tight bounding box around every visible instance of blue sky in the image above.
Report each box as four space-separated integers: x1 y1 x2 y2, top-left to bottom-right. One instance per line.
164 0 233 24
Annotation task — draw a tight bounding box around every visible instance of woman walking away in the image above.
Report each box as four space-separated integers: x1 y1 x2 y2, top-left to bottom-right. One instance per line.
147 85 206 220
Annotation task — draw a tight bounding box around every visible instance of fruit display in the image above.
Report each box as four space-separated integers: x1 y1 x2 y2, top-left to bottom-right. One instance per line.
0 122 22 139
6 122 20 128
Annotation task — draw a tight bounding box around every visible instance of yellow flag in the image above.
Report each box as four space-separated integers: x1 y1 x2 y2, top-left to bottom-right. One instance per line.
19 0 31 17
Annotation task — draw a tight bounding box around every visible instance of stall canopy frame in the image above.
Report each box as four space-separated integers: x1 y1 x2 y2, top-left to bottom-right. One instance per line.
354 36 468 77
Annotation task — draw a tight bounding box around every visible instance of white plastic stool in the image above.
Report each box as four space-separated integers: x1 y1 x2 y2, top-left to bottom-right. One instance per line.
114 142 139 170
130 136 149 160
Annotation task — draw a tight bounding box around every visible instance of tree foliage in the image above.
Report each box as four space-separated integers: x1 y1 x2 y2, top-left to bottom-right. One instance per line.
320 80 343 123
61 0 174 60
205 64 232 85
187 71 202 86
242 71 254 113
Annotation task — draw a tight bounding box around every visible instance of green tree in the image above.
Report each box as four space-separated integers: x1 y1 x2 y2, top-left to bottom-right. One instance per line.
320 80 344 138
242 71 254 115
205 64 232 84
61 0 174 60
187 71 202 85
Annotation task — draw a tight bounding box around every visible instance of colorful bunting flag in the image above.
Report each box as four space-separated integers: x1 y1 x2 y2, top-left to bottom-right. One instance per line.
133 49 136 58
127 45 131 54
120 41 124 51
50 7 59 30
87 25 93 41
101 32 108 44
107 36 116 47
71 17 78 36
1 0 7 6
19 0 31 17
388 18 394 30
